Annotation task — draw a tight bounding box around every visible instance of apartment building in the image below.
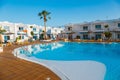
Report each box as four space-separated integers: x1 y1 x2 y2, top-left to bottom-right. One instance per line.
0 21 15 42
27 24 42 40
64 18 120 40
0 21 64 42
0 21 42 42
47 27 64 39
15 23 28 41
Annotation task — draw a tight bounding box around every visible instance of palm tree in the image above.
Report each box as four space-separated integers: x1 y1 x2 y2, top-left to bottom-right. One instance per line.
38 10 51 40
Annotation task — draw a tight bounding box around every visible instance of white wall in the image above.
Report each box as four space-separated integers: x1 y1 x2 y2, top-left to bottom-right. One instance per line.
64 19 120 40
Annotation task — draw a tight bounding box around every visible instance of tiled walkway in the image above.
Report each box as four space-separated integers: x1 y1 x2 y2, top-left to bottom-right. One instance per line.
0 41 60 80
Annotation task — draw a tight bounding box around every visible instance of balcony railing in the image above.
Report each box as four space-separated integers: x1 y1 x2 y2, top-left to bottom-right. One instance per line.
17 31 26 35
112 28 120 32
33 31 39 34
93 29 104 32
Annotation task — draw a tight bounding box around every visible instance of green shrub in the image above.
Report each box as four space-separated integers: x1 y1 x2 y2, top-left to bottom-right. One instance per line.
31 31 34 36
76 35 80 39
30 26 33 28
104 32 112 39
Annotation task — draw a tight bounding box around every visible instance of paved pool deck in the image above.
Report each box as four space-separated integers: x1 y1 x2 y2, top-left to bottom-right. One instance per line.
0 41 60 80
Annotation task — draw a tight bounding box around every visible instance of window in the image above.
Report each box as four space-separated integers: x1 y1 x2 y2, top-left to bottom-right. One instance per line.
95 34 101 40
83 26 88 30
118 23 120 28
118 34 120 39
4 36 10 41
33 35 38 40
39 30 42 33
68 27 72 31
22 36 24 39
33 28 36 31
19 27 23 31
83 34 88 39
95 25 101 30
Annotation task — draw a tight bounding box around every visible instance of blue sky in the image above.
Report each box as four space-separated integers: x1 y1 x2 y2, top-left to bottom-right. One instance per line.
0 0 120 27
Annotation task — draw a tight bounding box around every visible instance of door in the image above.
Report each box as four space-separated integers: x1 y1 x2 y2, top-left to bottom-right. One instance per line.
95 34 101 40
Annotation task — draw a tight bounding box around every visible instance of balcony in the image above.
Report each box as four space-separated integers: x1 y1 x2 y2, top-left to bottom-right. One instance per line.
17 31 27 35
33 31 39 34
3 32 14 35
112 28 120 32
93 29 104 33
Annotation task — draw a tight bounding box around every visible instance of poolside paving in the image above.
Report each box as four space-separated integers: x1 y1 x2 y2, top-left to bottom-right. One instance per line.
0 40 61 80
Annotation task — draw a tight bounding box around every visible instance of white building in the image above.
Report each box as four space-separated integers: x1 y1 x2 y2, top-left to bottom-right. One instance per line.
15 23 28 41
27 24 42 40
0 21 42 42
46 27 64 39
0 21 64 42
64 18 120 40
0 21 15 43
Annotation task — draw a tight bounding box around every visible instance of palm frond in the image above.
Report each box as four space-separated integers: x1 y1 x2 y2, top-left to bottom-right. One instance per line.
48 16 51 19
38 13 42 16
40 17 43 19
47 12 51 15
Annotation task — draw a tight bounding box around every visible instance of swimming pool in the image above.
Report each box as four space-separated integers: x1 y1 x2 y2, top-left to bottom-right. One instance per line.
14 42 120 80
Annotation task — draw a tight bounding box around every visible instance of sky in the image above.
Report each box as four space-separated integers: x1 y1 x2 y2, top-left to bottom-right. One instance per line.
0 0 120 27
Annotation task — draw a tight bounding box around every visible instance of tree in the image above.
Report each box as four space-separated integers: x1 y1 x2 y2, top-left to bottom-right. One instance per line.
104 24 109 31
30 26 33 28
30 31 34 36
104 24 112 40
40 30 44 40
104 32 112 40
38 10 51 40
76 35 80 39
104 24 109 28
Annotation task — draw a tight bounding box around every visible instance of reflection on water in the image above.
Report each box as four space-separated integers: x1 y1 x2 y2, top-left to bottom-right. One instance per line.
16 42 64 57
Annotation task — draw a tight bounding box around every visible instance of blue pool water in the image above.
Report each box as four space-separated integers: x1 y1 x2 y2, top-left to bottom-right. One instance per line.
18 42 120 80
